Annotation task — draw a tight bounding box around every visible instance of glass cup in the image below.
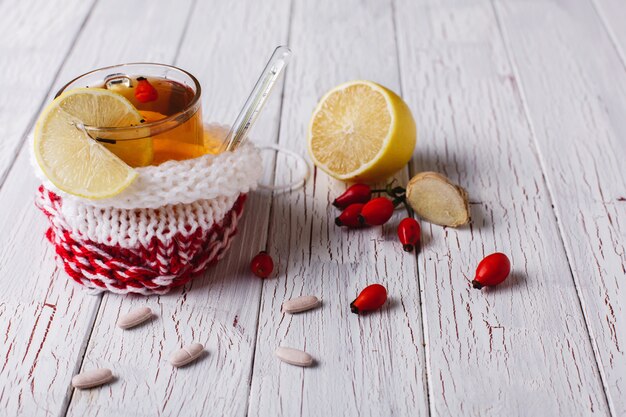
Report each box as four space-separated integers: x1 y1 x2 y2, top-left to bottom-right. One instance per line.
56 63 206 167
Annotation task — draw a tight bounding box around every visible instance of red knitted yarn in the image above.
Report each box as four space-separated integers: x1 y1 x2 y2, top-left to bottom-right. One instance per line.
36 186 246 295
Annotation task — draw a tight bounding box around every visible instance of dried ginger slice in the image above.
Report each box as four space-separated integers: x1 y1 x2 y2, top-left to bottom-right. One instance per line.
406 172 470 227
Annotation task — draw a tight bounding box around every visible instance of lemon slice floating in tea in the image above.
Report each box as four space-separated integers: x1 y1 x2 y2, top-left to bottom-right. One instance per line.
307 80 416 182
34 87 148 199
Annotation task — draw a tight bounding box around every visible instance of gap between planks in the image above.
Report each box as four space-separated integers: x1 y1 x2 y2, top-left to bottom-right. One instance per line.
490 0 616 415
57 0 199 414
0 0 103 412
0 0 99 192
62 2 289 414
394 0 611 415
247 1 429 416
244 0 296 416
390 0 434 415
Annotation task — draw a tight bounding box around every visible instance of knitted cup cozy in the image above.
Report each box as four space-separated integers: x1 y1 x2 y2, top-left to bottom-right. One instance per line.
32 125 263 295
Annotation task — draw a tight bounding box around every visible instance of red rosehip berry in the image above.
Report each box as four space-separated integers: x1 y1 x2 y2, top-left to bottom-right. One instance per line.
350 284 388 314
250 251 274 278
397 217 420 252
358 197 394 226
335 203 365 228
135 77 158 103
333 184 372 209
472 252 511 289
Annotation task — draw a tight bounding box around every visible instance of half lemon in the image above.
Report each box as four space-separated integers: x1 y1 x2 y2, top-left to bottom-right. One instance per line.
34 88 144 199
308 80 416 182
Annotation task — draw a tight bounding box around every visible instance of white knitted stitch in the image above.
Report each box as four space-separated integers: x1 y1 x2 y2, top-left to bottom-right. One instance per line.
60 193 240 248
31 124 263 209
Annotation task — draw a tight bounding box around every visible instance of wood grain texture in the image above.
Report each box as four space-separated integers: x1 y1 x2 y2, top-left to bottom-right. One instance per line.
247 1 430 416
0 0 98 415
395 0 610 415
493 0 626 415
1 0 625 416
0 0 196 415
0 0 95 185
65 1 291 416
0 150 102 416
592 0 626 67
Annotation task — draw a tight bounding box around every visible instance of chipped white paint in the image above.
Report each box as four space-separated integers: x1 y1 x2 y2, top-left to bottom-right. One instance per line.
0 0 625 416
0 0 96 183
395 0 611 415
65 1 291 416
493 0 626 414
247 1 429 416
0 0 197 415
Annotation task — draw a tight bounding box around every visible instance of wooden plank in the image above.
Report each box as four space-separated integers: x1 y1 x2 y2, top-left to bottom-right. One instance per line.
394 0 611 416
247 1 430 416
492 0 626 415
0 0 95 185
0 0 197 415
0 0 97 414
65 1 291 416
592 0 626 66
0 153 102 416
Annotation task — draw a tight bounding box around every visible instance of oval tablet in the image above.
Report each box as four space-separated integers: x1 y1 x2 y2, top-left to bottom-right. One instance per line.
169 342 204 367
282 295 320 314
117 306 153 329
72 368 113 389
275 347 314 367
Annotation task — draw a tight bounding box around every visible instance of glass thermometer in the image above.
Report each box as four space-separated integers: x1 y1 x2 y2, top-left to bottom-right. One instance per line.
222 46 292 152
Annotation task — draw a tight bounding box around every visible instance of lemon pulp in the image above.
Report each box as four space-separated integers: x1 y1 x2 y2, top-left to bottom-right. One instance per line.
34 88 144 199
308 80 416 182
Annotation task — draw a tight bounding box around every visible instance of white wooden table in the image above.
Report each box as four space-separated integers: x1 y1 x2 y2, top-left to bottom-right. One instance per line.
1 0 625 416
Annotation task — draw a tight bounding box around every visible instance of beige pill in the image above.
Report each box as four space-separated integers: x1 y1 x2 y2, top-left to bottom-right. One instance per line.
117 306 153 329
72 368 113 389
275 347 314 367
282 295 320 314
169 342 204 367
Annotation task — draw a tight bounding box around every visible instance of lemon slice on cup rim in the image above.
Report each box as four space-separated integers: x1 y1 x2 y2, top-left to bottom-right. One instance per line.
34 87 146 199
307 80 416 182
